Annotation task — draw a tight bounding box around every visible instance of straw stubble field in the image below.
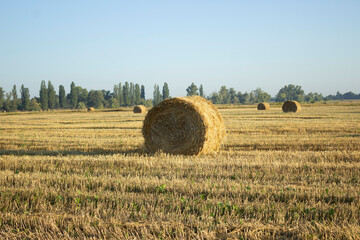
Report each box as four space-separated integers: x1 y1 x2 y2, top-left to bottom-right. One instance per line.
0 103 359 239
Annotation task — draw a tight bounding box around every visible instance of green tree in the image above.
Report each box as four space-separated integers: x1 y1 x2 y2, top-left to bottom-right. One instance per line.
135 84 141 104
76 87 88 106
209 92 220 104
11 85 18 111
314 93 323 102
199 84 204 98
218 86 229 104
238 92 250 104
59 85 66 108
20 84 30 111
153 84 162 105
252 88 271 103
47 81 56 109
123 82 130 106
109 97 119 108
29 98 41 111
113 83 123 106
130 82 135 106
275 84 305 102
70 81 78 108
87 90 105 109
229 88 237 104
305 92 323 102
0 87 5 110
4 93 11 112
118 83 123 106
186 82 199 96
305 92 315 102
162 82 169 100
76 102 86 109
249 92 256 104
140 85 145 100
39 81 48 110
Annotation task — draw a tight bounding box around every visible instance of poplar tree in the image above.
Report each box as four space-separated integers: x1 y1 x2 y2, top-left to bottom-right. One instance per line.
135 84 141 105
162 82 169 100
153 84 162 106
0 87 4 110
70 81 77 108
118 83 123 106
113 84 119 103
39 81 48 110
59 85 66 108
48 81 56 109
199 84 204 98
140 85 145 100
123 82 130 106
11 85 18 111
20 84 30 111
130 82 135 106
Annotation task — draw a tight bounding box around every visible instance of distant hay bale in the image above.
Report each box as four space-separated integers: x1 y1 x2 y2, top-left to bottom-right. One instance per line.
257 102 270 110
87 107 95 112
282 101 301 113
133 105 147 113
142 96 226 156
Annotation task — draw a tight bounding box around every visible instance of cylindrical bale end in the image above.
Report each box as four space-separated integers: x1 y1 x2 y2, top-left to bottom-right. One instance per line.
133 105 147 113
142 96 226 155
257 102 270 110
282 101 301 113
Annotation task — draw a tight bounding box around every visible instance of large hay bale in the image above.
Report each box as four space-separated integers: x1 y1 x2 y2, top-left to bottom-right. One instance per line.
133 105 147 113
87 107 95 112
257 102 270 110
142 96 226 155
282 101 301 113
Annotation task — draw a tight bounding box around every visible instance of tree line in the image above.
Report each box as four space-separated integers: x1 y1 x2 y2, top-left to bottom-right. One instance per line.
0 81 151 112
186 83 360 104
0 81 359 112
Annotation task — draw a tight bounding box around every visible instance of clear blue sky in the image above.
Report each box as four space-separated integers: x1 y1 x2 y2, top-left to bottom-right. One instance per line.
1 1 359 98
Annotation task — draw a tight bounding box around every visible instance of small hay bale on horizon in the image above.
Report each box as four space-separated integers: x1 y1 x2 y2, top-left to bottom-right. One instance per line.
87 107 95 112
142 96 226 156
282 101 301 113
133 105 147 113
257 102 270 110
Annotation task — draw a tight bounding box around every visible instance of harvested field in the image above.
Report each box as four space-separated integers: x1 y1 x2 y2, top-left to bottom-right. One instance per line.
0 103 359 239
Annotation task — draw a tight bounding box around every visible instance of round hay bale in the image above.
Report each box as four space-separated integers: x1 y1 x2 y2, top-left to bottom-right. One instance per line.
133 105 147 113
87 107 95 112
142 96 226 155
257 102 270 110
282 101 301 113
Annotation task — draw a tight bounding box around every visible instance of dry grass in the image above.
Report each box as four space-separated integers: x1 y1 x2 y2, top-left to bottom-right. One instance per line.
0 103 359 239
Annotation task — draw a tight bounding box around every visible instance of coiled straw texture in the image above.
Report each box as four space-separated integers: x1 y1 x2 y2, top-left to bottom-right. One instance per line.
257 102 270 110
133 105 147 113
142 96 226 155
282 101 301 113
